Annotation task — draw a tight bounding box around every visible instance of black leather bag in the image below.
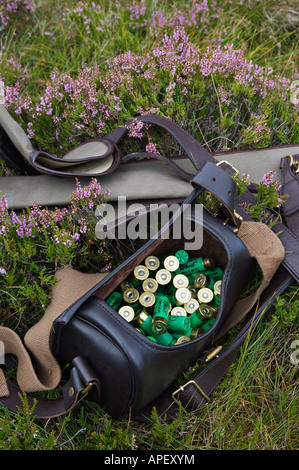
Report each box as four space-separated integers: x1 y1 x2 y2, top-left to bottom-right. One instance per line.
51 202 252 419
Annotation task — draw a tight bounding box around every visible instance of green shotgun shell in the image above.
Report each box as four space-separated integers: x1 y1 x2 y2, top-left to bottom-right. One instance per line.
175 249 189 265
189 311 206 328
194 273 208 289
173 335 191 345
152 331 174 345
184 298 199 314
151 294 170 334
213 280 221 308
197 287 214 304
188 328 202 340
120 281 133 292
167 315 191 332
204 268 223 288
145 255 160 271
198 303 217 319
197 317 216 334
131 265 148 288
173 327 200 340
175 287 191 305
135 327 146 335
153 295 171 315
139 291 156 308
214 280 222 296
133 265 149 281
118 305 135 322
170 306 187 316
123 287 139 304
151 319 168 335
106 291 123 310
142 277 159 293
177 257 215 275
155 268 172 286
147 336 158 343
205 267 223 280
173 274 189 289
163 255 180 272
134 309 153 335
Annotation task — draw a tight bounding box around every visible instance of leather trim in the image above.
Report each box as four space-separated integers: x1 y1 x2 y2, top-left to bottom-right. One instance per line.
29 138 121 177
191 161 237 225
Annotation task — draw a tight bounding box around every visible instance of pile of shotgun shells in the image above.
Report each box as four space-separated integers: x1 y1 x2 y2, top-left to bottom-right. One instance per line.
105 250 223 345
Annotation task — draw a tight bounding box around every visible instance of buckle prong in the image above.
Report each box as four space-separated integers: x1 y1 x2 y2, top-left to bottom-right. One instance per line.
233 210 243 233
172 380 211 406
216 160 243 233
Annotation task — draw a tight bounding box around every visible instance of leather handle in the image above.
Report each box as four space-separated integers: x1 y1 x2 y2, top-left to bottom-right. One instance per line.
107 115 239 227
106 114 215 171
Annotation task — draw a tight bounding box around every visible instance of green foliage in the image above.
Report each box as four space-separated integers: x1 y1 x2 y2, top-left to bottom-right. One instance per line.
0 179 114 330
84 418 138 450
1 1 298 157
271 288 299 327
0 391 56 450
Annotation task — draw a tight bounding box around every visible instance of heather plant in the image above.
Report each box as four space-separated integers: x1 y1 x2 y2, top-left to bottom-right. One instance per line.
0 178 113 330
2 25 298 158
247 170 286 221
0 0 35 31
233 169 288 224
197 164 287 225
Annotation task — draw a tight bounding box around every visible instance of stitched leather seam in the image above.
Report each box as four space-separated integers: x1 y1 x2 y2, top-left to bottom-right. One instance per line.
75 313 136 414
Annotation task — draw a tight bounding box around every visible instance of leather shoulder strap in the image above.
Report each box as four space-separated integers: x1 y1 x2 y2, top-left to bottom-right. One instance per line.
106 114 215 171
107 115 241 227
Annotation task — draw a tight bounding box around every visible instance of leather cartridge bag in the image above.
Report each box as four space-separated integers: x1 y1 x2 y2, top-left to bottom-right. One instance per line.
51 202 254 419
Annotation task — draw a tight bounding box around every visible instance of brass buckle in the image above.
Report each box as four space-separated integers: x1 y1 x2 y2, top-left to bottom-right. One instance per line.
216 161 243 233
233 209 243 233
221 209 243 233
172 380 211 406
81 381 94 395
216 160 239 174
286 155 299 174
204 345 223 363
